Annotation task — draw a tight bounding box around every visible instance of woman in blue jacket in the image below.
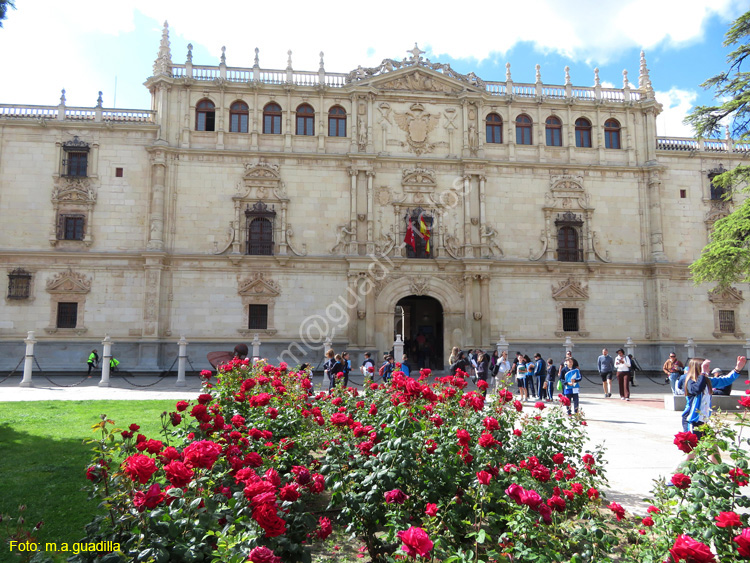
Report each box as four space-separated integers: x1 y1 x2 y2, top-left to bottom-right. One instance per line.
562 357 582 415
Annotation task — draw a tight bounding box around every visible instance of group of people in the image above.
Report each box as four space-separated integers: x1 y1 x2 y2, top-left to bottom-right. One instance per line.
86 349 119 376
596 348 640 401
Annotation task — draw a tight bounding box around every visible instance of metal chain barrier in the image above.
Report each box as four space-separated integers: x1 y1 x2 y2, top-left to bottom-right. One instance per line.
0 357 24 384
37 357 90 388
116 355 199 388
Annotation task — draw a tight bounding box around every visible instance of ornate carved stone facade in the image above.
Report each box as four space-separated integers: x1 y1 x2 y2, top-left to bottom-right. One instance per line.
0 26 748 370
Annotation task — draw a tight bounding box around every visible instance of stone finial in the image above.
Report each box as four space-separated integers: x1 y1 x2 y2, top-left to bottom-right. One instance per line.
254 47 259 67
152 20 172 77
408 43 425 63
639 50 652 91
726 124 731 140
220 46 226 65
96 91 103 108
505 62 512 82
535 64 541 83
319 51 325 71
594 67 600 87
622 69 629 89
186 43 193 63
286 50 293 71
564 66 571 85
60 89 66 105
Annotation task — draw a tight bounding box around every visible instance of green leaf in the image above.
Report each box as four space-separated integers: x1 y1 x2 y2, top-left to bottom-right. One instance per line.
477 529 487 544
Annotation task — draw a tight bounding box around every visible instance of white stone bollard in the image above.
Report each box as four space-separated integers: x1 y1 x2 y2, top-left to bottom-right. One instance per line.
99 335 112 388
744 339 750 373
20 330 36 387
685 337 696 360
393 335 404 368
176 335 188 387
496 335 509 356
563 336 574 357
251 333 261 359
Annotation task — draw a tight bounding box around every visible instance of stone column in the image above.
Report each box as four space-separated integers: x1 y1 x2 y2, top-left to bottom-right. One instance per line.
366 171 375 254
20 331 36 388
99 335 112 388
176 335 188 387
349 168 358 254
463 175 472 257
563 336 574 357
646 170 667 262
252 334 261 359
624 337 636 358
147 150 167 251
479 274 490 346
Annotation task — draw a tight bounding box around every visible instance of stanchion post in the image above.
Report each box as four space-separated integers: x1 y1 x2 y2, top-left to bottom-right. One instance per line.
251 333 261 360
176 335 188 387
99 334 112 388
685 337 696 360
393 335 404 366
496 335 509 357
20 331 36 387
563 336 574 357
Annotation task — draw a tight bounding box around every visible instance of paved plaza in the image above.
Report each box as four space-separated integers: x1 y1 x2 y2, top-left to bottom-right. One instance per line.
1 369 739 515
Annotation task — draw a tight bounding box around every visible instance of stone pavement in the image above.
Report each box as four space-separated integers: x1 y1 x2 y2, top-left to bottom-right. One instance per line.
1 369 742 516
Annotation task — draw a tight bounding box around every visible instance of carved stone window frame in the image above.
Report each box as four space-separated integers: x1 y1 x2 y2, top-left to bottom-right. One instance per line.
49 177 97 248
244 201 277 255
6 268 34 303
708 286 744 339
552 276 589 337
61 136 90 178
44 269 91 335
237 272 280 336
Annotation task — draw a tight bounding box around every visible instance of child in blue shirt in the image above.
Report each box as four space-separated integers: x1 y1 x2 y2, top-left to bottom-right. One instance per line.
563 357 582 415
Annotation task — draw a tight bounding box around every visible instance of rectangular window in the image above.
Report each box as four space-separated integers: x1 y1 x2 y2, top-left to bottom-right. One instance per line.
65 152 88 177
115 167 124 177
57 302 78 329
546 128 562 147
562 308 579 332
231 114 249 133
248 304 268 330
680 189 687 199
60 215 85 241
719 310 736 333
7 269 31 299
264 115 281 134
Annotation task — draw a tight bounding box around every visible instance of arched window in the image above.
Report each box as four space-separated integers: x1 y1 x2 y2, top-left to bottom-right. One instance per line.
604 119 621 149
557 226 581 262
545 116 562 147
328 106 347 137
515 114 532 145
486 113 503 143
296 104 315 136
245 201 276 255
196 99 215 132
229 101 249 133
575 118 592 147
263 103 282 134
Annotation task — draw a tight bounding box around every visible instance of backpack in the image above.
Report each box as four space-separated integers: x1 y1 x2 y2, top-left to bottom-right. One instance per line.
379 362 387 377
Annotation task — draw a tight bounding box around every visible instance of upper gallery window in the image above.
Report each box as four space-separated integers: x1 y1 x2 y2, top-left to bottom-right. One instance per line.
575 118 592 148
263 103 282 134
486 113 503 144
61 136 90 177
196 99 216 132
545 116 562 147
604 119 621 149
515 114 532 145
229 101 249 133
296 104 315 136
328 106 347 137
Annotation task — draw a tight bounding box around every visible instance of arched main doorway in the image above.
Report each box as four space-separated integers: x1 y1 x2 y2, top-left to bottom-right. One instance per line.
395 296 444 370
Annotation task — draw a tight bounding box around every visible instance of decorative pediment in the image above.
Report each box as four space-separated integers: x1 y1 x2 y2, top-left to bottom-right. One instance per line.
704 201 731 226
402 165 436 189
238 273 281 298
708 286 743 305
544 175 591 210
46 269 91 294
235 160 288 202
346 44 486 91
243 161 280 182
552 277 589 301
52 177 97 205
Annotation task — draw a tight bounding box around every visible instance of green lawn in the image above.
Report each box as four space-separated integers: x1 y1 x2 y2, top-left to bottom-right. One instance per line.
0 400 178 549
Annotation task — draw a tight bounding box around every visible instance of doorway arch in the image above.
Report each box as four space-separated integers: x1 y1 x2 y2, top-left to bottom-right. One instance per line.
395 296 443 370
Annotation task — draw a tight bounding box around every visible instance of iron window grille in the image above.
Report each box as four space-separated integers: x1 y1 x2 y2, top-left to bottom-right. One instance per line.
7 268 31 300
562 308 579 332
56 302 78 329
58 214 85 241
708 165 729 201
248 304 268 330
61 136 90 177
719 310 736 333
245 201 276 255
555 211 584 262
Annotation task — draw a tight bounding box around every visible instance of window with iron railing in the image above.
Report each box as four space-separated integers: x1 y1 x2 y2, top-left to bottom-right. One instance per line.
562 308 579 332
248 304 268 330
245 201 276 255
58 214 85 241
719 309 736 333
61 136 90 177
7 269 31 300
56 302 78 329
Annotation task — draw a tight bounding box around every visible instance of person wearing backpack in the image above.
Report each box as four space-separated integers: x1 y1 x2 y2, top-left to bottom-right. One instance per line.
450 351 469 376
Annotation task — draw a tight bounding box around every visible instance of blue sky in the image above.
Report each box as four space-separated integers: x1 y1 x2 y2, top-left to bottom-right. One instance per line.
1 0 748 138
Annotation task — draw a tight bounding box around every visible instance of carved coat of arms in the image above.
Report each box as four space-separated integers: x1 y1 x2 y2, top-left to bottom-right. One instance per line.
394 103 440 155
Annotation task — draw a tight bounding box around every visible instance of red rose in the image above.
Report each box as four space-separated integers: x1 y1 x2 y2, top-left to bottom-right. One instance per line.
368 403 378 416
671 473 692 490
169 412 182 426
317 516 333 540
483 416 499 431
175 400 189 412
197 393 212 405
716 511 742 528
547 495 566 512
476 470 492 485
133 483 165 512
587 487 599 500
182 440 223 469
513 429 522 437
505 483 524 504
85 464 106 483
538 503 553 524
398 526 433 558
740 396 750 408
535 401 545 410
558 394 571 406
608 502 625 521
247 545 281 563
478 432 500 449
520 489 543 511
734 528 750 557
513 400 523 412
291 465 311 485
642 516 654 527
425 503 438 517
477 380 489 390
164 460 193 488
647 505 660 514
129 423 141 432
730 468 750 487
674 431 699 454
425 439 438 454
552 453 565 465
669 534 715 563
123 454 157 484
456 429 471 446
385 489 409 504
252 502 286 538
190 404 211 423
279 484 300 502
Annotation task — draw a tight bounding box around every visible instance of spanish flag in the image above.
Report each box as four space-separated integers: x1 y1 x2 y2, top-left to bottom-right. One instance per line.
419 216 430 254
404 217 416 251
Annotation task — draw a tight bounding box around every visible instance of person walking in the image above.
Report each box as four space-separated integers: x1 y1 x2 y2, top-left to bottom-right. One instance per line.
87 349 99 376
494 351 511 393
476 352 490 397
614 349 631 401
663 352 684 395
516 355 529 402
341 351 352 387
562 356 582 415
400 354 412 377
545 358 558 402
533 353 545 400
448 346 460 367
110 357 120 372
597 348 614 398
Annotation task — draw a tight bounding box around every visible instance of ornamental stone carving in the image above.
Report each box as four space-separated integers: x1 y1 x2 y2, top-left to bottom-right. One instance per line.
394 103 441 155
46 269 92 294
238 272 281 300
551 277 589 301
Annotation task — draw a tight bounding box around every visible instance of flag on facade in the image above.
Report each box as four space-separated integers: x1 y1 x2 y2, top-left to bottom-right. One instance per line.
419 216 430 253
404 217 416 251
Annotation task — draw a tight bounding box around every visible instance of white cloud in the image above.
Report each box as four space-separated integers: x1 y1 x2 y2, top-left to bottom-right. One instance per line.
654 88 699 137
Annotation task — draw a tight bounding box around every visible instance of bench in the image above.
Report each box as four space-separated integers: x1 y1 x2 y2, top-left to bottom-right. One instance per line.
664 394 744 412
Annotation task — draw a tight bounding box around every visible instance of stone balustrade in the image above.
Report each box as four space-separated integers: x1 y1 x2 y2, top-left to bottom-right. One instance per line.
657 136 750 153
0 104 155 123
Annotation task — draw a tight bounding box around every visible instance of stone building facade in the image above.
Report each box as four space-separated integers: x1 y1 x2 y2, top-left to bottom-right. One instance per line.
1 23 748 371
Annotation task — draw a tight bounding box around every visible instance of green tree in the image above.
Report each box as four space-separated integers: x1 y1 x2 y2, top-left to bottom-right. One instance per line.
0 0 15 27
688 10 750 288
